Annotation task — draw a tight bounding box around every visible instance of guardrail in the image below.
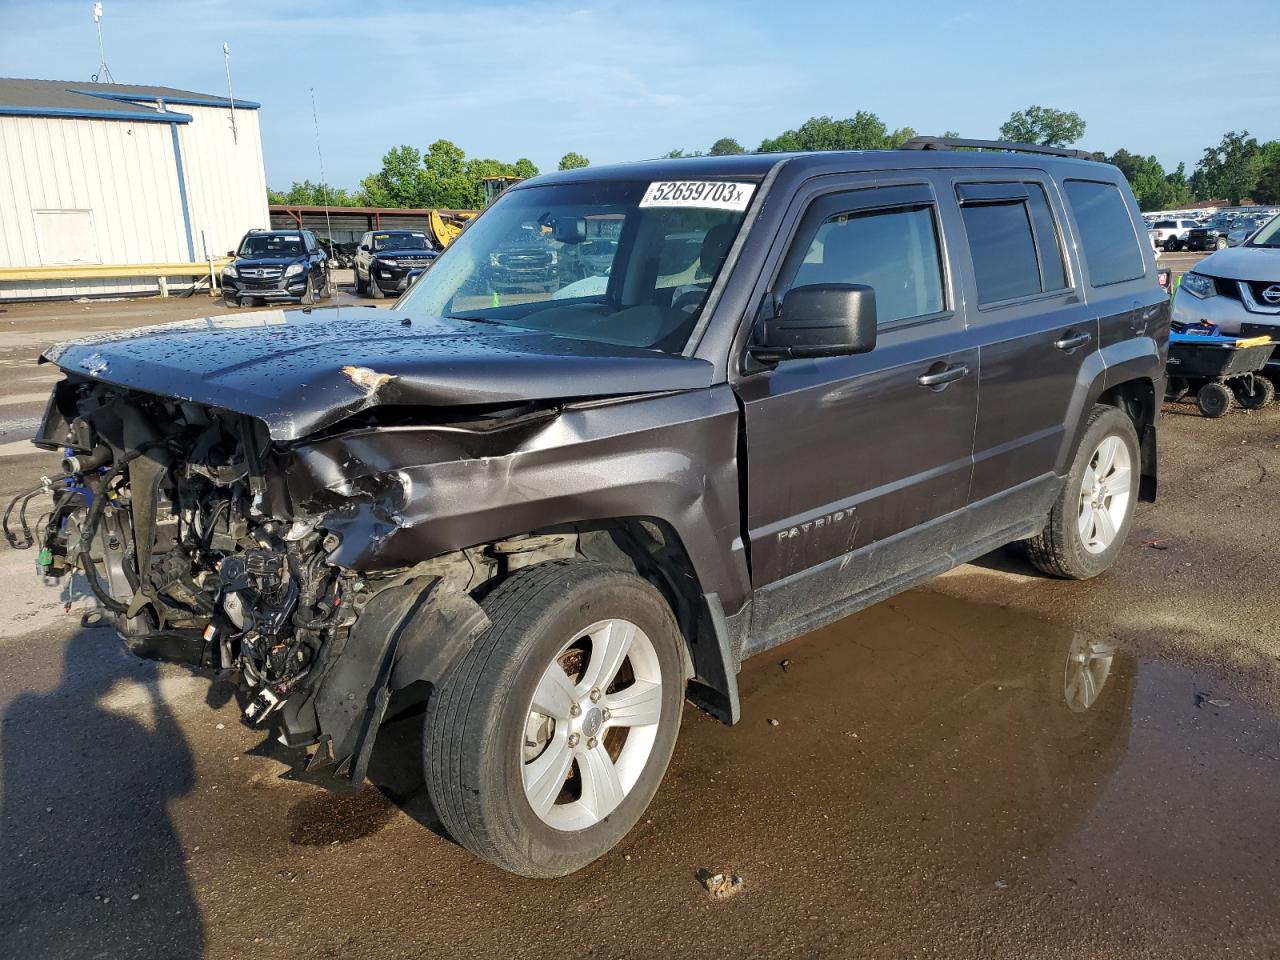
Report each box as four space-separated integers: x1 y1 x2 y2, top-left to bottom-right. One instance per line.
0 259 232 296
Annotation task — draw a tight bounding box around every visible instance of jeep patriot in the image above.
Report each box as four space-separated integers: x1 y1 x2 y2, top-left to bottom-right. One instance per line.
12 138 1169 877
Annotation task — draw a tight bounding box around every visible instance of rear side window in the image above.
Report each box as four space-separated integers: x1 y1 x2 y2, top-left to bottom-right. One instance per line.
958 183 1068 305
791 205 944 325
1064 180 1146 286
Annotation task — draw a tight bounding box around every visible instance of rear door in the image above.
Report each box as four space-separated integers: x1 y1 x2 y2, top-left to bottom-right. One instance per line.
947 172 1098 518
734 175 978 643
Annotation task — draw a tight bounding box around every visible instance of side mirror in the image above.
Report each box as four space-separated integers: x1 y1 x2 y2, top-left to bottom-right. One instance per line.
751 283 877 362
226 250 236 257
552 218 587 244
359 243 370 252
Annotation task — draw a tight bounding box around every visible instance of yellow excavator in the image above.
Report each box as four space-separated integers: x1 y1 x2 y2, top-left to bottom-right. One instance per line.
429 209 476 249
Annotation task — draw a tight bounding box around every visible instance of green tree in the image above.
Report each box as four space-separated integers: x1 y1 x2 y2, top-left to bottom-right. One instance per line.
1164 162 1193 208
1190 131 1264 204
513 157 539 179
359 144 429 207
1246 140 1280 204
358 141 539 209
558 151 590 171
708 137 744 156
758 112 907 153
999 105 1086 147
661 148 702 158
267 179 360 206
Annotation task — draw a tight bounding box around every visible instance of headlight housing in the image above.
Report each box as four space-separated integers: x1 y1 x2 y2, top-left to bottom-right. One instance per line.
1180 271 1216 300
222 265 238 278
284 263 305 278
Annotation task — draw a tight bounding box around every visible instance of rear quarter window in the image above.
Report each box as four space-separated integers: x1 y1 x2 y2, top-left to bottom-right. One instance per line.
1063 180 1146 287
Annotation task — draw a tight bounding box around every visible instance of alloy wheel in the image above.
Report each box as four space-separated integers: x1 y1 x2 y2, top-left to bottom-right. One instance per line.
521 618 663 831
1077 435 1132 554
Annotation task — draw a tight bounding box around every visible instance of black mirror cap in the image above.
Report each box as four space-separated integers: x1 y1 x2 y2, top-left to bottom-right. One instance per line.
552 218 587 244
406 267 427 284
752 283 877 361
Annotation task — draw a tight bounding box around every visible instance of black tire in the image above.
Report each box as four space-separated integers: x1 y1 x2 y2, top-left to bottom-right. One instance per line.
301 276 317 305
221 293 238 308
368 271 385 299
319 268 334 300
354 265 368 296
1163 238 1179 252
1215 236 1229 251
1024 404 1141 580
1235 375 1276 410
425 560 685 877
1165 376 1190 402
1196 381 1233 418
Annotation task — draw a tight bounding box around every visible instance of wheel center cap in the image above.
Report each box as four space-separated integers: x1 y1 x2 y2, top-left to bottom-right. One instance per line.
581 706 603 739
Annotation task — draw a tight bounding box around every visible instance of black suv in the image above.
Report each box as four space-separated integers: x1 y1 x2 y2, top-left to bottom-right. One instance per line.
221 229 331 306
17 139 1168 879
354 229 438 298
1184 215 1235 252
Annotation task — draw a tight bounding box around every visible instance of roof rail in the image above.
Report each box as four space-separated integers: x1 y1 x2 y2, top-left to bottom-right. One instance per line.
900 136 1095 161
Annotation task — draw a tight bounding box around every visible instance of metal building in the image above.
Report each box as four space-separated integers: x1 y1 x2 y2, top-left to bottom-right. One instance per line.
0 78 268 300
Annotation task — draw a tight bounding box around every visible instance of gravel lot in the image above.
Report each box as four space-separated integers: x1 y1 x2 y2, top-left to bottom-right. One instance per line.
1 282 1278 960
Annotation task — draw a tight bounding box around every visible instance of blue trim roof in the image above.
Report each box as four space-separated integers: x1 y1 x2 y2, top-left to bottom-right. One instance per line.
0 77 258 123
0 104 192 123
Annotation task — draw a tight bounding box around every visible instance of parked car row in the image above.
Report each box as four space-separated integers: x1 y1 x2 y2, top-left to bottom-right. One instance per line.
1144 210 1280 252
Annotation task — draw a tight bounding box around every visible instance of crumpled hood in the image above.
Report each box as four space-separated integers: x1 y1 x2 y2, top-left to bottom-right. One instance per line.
42 305 713 442
1193 246 1280 281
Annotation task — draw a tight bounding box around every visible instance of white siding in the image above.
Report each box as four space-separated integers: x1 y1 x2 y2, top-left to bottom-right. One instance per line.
177 104 270 261
0 101 268 300
0 114 188 298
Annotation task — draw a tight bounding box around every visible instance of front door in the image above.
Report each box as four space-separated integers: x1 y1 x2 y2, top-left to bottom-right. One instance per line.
734 179 978 649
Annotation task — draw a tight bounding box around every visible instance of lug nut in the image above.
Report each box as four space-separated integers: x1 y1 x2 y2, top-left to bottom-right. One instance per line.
586 737 597 750
570 704 582 718
589 688 602 703
567 733 580 748
601 709 611 721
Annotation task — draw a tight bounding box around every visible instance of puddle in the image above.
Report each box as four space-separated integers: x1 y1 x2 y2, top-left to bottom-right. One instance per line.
287 785 396 846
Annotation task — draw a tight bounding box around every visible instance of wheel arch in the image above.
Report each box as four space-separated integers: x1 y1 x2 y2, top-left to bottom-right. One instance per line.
1094 376 1158 502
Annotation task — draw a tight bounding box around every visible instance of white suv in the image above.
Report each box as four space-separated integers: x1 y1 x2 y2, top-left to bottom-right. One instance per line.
1173 214 1280 380
1149 218 1199 252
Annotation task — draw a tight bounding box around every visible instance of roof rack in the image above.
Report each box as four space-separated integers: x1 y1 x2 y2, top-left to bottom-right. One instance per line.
900 136 1095 161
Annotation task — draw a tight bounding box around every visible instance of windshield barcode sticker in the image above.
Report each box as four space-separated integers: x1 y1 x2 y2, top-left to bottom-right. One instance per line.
639 181 755 211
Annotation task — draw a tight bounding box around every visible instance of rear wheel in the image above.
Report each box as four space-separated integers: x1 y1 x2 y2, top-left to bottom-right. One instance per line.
425 560 685 877
1235 375 1276 410
1164 237 1179 252
1025 405 1140 580
1196 382 1233 418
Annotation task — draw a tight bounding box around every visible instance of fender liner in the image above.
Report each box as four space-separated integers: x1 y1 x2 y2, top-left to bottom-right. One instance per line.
308 575 490 783
685 592 742 724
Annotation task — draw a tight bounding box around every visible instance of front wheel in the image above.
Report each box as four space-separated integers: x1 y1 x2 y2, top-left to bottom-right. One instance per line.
1025 405 1140 580
368 272 385 299
1215 236 1229 251
425 560 685 877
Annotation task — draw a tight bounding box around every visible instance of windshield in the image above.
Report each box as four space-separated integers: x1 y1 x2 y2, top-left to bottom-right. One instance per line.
238 234 304 258
374 232 431 252
1246 215 1280 247
396 178 755 354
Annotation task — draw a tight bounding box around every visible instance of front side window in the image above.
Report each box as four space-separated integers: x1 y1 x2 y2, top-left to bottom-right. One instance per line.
397 179 755 353
1063 180 1146 286
789 205 945 325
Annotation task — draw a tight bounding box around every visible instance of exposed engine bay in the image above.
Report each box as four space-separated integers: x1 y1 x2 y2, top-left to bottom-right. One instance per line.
11 375 506 783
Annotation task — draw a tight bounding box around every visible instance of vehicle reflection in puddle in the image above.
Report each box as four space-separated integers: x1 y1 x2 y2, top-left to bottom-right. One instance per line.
685 588 1280 901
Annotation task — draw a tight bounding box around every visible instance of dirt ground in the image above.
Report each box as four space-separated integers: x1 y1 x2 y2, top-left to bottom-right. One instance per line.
1 284 1278 960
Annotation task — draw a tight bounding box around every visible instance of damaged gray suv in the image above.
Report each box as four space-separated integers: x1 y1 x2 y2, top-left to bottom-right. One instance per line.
15 139 1168 877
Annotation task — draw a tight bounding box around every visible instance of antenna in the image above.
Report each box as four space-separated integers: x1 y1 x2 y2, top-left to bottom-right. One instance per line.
310 87 336 267
91 2 116 83
222 42 238 143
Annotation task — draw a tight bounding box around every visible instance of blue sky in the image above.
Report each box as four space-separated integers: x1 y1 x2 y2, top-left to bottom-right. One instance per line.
3 0 1278 191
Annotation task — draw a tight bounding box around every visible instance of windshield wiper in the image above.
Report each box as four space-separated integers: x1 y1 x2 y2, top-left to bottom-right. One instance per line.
447 315 506 325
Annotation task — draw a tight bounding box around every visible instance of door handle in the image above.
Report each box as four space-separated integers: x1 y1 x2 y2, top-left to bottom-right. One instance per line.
1054 331 1092 352
917 363 970 388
